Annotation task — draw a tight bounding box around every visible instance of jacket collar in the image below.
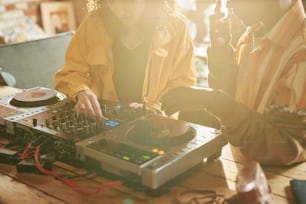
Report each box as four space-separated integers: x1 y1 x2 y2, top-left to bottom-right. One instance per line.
265 0 305 48
237 0 305 50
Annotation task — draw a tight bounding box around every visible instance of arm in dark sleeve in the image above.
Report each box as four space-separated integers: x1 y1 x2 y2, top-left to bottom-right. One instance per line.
207 91 306 166
207 45 238 96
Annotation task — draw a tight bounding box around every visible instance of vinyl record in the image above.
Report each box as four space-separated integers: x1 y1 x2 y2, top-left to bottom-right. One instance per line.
13 89 57 102
10 88 61 107
127 116 196 147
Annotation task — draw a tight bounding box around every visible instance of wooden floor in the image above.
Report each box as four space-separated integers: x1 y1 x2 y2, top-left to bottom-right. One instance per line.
0 144 304 204
0 86 304 204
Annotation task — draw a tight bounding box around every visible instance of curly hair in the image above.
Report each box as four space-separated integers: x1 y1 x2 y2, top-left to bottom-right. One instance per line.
86 0 179 39
86 0 176 13
86 0 101 13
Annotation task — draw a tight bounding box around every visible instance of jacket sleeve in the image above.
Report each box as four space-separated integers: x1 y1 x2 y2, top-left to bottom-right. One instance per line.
207 90 306 166
54 15 92 99
166 17 197 91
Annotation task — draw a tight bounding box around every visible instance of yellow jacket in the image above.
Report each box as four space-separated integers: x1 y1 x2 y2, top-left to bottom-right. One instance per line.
54 13 197 108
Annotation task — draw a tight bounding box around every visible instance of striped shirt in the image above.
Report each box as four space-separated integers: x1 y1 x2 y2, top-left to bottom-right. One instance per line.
209 0 306 165
235 0 306 113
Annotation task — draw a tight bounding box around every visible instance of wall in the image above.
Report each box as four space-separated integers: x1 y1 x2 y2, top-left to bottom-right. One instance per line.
0 0 86 44
0 0 42 29
0 0 47 43
0 0 87 29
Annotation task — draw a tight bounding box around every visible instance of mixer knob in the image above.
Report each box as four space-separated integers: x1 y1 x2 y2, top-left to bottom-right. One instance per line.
83 120 89 127
64 115 70 121
52 121 58 129
96 120 104 132
32 118 37 127
60 118 65 123
72 111 77 118
84 124 90 135
45 118 50 127
77 122 83 132
91 122 97 133
61 122 67 130
69 124 76 132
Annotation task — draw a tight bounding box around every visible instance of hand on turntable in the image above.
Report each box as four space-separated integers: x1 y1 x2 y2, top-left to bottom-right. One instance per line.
129 102 144 109
74 90 104 120
129 102 162 116
160 86 212 116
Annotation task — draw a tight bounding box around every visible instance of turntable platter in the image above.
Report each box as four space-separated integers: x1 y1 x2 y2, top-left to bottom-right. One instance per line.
14 89 57 102
127 116 196 147
9 88 62 107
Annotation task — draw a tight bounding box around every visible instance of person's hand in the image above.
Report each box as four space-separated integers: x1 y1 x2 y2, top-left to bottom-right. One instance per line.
209 0 245 47
160 86 210 116
207 0 236 75
74 89 104 120
129 102 145 109
129 102 162 116
207 0 242 92
226 1 246 47
209 0 231 48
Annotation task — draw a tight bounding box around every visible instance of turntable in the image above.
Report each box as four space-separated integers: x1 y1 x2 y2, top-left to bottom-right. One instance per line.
76 116 227 190
0 87 66 134
127 116 196 147
0 88 227 190
10 87 64 107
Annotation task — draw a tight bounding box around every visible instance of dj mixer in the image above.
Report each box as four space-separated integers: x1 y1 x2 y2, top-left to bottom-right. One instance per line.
0 87 227 190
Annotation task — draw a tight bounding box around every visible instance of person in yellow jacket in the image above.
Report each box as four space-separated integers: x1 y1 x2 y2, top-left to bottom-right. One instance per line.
54 0 197 119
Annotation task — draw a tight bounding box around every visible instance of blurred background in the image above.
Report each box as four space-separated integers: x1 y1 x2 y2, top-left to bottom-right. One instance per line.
0 0 305 87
